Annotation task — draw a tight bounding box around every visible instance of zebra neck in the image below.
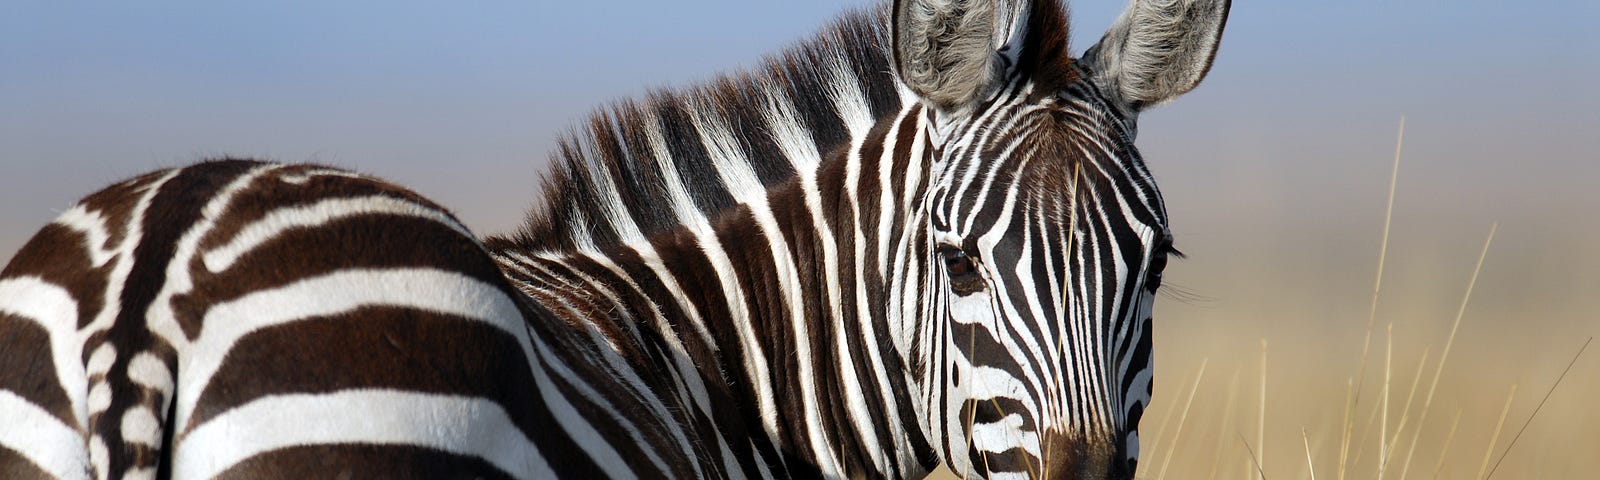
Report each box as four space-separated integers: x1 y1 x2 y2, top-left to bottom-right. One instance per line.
666 104 943 477
494 109 939 477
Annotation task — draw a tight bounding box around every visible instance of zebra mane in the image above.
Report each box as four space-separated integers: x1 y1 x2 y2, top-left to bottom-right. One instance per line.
491 7 904 254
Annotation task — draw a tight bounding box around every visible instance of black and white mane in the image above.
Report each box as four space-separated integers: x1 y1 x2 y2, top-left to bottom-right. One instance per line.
492 9 902 253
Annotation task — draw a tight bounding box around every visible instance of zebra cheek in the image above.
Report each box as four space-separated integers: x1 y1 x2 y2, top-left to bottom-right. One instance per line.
947 291 994 329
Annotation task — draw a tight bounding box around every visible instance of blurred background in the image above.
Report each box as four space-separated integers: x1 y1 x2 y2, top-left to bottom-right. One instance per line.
3 1 1597 477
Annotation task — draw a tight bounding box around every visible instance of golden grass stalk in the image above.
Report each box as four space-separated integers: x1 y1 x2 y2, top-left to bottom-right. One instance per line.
1303 427 1318 480
1483 337 1592 479
1206 368 1243 480
1475 384 1517 480
1336 376 1354 480
1397 223 1497 479
1349 380 1387 470
1258 339 1268 479
1343 115 1405 480
1240 434 1266 480
1146 372 1183 473
1156 359 1208 480
1429 409 1463 480
1383 347 1430 476
1379 323 1393 479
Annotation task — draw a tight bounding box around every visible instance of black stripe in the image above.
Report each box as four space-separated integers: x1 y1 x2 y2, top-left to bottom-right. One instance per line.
99 159 261 474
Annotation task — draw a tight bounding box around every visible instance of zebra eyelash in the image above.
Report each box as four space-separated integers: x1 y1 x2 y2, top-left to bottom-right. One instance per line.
1145 234 1180 292
1154 233 1182 258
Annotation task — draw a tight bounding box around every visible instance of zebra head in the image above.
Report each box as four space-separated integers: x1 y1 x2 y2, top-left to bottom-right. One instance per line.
890 0 1228 477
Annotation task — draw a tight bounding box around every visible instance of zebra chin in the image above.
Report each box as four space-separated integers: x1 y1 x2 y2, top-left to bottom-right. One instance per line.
955 423 1134 479
958 441 1132 480
1033 432 1134 480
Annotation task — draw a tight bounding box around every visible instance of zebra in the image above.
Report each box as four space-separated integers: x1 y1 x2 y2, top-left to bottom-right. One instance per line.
0 0 1229 478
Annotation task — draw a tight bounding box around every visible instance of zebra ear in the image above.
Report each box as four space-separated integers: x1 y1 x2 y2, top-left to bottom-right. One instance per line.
891 0 1030 110
1082 0 1231 111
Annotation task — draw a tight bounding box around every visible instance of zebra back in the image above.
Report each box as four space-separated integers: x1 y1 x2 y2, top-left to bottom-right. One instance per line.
0 160 551 479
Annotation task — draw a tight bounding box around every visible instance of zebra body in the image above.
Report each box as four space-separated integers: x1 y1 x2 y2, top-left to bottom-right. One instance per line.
1 162 550 479
0 0 1230 478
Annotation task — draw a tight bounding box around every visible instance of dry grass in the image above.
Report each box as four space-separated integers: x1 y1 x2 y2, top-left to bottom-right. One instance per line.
1117 120 1594 480
924 118 1597 479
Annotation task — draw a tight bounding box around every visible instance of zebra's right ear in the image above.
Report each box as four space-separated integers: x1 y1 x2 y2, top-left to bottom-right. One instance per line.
891 0 1027 111
1081 0 1231 112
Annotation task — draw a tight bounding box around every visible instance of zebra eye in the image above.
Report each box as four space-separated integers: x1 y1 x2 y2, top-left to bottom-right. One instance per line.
1145 253 1168 292
1145 237 1179 292
938 246 985 295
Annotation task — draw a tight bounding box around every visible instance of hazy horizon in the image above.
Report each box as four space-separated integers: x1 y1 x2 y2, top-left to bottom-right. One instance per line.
4 1 1597 476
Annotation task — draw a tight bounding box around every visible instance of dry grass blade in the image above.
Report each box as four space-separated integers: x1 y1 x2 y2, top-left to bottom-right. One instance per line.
1398 223 1497 479
1429 409 1462 480
1379 323 1393 479
1475 384 1517 480
1206 368 1243 480
1146 370 1184 474
1337 377 1354 480
1258 339 1268 479
1241 434 1268 480
1349 383 1386 471
1156 359 1208 480
1303 427 1318 480
1384 347 1429 476
1344 115 1405 480
1484 337 1592 479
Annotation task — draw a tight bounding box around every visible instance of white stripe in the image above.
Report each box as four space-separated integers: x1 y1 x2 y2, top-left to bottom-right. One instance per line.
770 166 849 472
583 127 718 348
827 58 876 140
575 133 719 477
833 93 890 474
640 109 792 471
496 255 678 477
201 194 475 273
125 352 171 393
760 88 818 172
276 168 364 185
968 413 1041 457
0 391 88 480
0 277 88 429
682 104 796 458
85 344 115 378
51 207 117 267
173 391 553 480
87 383 111 415
118 407 161 446
173 268 525 433
88 438 107 480
82 168 182 341
556 251 707 472
146 163 279 350
523 326 647 479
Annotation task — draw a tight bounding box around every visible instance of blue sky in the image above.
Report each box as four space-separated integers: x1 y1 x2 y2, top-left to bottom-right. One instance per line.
3 1 1596 240
3 0 1598 322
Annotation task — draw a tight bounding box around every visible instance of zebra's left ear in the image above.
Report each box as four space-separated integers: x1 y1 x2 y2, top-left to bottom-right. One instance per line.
891 0 1033 110
1082 0 1231 112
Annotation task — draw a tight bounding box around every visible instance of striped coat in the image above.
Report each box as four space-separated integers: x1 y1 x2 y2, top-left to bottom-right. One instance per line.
1 0 1230 478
